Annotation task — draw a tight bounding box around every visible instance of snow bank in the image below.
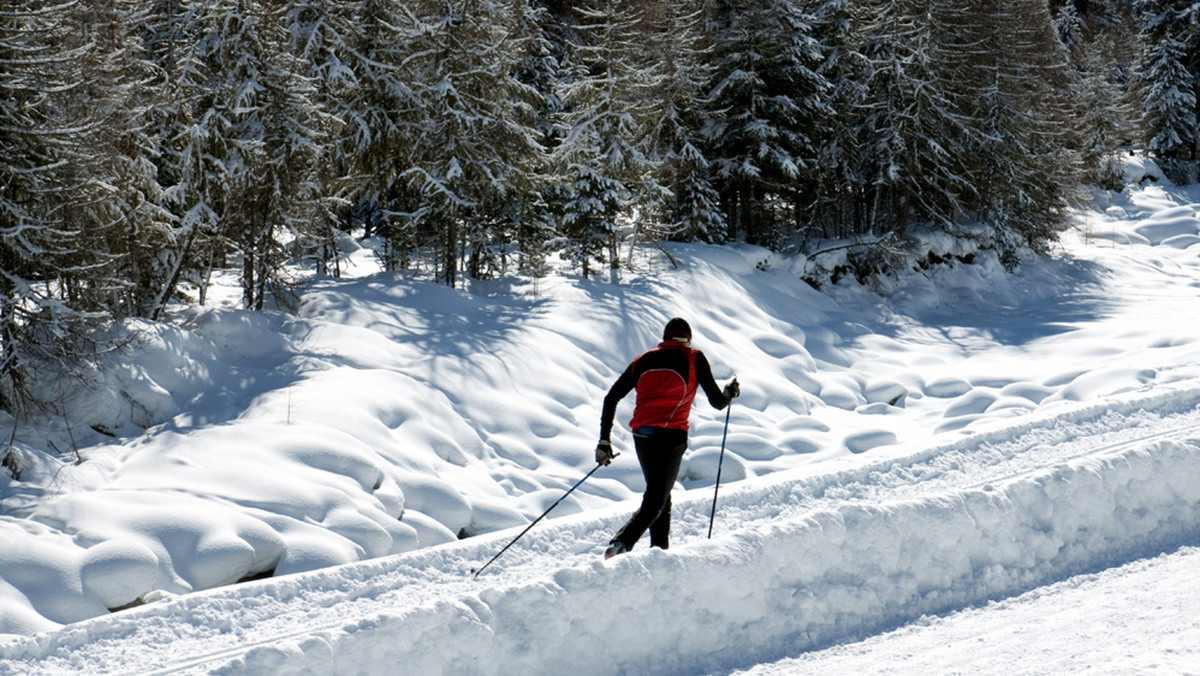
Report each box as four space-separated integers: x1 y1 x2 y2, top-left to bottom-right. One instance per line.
741 544 1200 676
2 382 1200 675
201 436 1199 676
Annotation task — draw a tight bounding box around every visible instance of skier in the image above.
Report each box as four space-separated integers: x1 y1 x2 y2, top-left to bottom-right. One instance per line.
596 317 739 558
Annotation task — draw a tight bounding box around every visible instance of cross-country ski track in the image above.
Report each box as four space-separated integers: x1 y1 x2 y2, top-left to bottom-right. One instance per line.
2 382 1198 676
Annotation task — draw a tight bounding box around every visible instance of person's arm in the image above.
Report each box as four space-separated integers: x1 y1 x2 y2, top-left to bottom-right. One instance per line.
695 352 733 409
600 365 637 442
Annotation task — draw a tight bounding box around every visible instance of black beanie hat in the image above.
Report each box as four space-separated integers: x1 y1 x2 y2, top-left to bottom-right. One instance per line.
663 317 692 342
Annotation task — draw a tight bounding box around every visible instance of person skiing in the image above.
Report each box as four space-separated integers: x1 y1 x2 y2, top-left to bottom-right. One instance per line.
596 317 739 558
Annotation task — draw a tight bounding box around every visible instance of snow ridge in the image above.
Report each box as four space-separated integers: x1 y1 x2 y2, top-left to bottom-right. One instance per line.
243 434 1200 676
3 390 1199 675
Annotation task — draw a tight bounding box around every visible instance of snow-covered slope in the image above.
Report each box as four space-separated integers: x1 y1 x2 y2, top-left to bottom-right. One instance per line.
2 386 1198 675
3 173 1200 673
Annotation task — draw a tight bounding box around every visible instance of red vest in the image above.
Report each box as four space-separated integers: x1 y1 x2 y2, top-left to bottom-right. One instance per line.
629 342 699 432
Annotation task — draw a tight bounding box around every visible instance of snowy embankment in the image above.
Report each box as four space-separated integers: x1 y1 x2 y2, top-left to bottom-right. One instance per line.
741 544 1200 676
2 385 1198 675
4 164 1200 672
747 546 1200 676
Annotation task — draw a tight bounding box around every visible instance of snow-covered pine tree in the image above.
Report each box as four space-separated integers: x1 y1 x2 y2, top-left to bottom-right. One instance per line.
334 0 422 271
632 0 724 244
1055 0 1140 191
855 0 972 238
172 0 335 310
1077 32 1138 190
0 1 123 412
946 0 1080 258
1053 0 1087 49
1138 0 1200 183
554 0 656 279
702 0 830 248
75 0 175 318
283 0 361 278
241 2 336 309
804 0 870 240
149 0 236 310
286 0 359 99
511 0 564 275
386 0 544 287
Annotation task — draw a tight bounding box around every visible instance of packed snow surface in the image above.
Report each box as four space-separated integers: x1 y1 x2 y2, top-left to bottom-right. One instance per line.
2 168 1200 673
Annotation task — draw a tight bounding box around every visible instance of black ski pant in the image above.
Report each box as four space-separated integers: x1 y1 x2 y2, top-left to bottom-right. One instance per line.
612 426 688 550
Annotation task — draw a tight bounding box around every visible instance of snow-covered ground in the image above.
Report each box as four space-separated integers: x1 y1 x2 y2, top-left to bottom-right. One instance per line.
2 390 1198 675
738 545 1200 676
2 163 1200 674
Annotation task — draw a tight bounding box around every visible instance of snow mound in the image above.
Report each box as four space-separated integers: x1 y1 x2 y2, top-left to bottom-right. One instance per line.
3 392 1197 675
226 434 1200 675
6 182 1200 647
1133 205 1200 244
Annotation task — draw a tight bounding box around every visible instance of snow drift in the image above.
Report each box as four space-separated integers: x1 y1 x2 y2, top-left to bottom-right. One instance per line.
3 387 1198 675
4 175 1200 673
202 406 1200 676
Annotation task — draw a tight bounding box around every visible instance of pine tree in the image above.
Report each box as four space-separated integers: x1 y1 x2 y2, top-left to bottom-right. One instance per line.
283 0 361 277
391 0 545 286
161 0 334 310
77 0 175 318
636 0 725 243
512 0 564 275
1138 0 1199 183
0 1 121 411
805 0 870 239
1077 32 1137 190
702 0 831 248
855 0 973 237
554 0 656 278
948 0 1080 256
239 2 336 309
340 0 422 271
150 0 236 310
1055 0 1140 191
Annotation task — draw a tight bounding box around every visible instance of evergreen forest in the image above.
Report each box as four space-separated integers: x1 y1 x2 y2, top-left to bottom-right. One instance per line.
1 0 1198 413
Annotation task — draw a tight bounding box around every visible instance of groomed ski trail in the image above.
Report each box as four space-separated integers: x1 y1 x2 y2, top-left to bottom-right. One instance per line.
3 383 1200 676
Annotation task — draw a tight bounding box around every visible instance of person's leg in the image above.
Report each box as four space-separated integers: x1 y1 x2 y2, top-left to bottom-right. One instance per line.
648 438 686 548
612 429 687 551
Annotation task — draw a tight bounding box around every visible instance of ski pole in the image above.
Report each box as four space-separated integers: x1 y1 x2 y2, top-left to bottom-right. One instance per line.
472 460 609 578
707 400 733 539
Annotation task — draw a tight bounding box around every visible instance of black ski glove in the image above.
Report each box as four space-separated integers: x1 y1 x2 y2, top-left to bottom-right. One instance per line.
595 440 615 466
723 377 740 400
